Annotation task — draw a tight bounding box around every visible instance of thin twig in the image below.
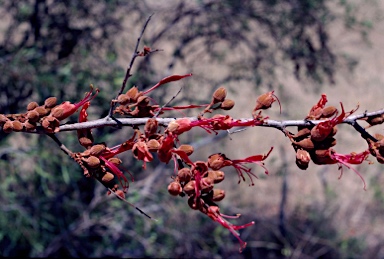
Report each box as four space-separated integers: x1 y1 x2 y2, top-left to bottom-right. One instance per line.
108 13 154 117
153 86 183 118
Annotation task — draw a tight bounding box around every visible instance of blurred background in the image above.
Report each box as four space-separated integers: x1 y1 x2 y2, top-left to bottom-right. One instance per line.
0 0 384 258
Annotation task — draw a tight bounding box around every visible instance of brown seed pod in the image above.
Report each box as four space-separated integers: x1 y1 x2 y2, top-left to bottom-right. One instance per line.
44 97 57 108
2 120 13 133
27 101 39 111
183 180 196 195
177 144 194 156
102 172 114 183
168 181 183 196
207 170 225 184
177 168 192 183
12 120 24 131
220 99 235 110
90 144 106 156
212 87 227 103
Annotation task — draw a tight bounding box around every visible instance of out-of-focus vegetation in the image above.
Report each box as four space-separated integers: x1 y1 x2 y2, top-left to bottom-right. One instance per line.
0 0 381 257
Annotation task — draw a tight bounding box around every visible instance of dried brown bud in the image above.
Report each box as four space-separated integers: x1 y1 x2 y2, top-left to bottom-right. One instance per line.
26 110 40 123
213 87 227 103
177 168 192 183
211 189 226 202
34 106 49 116
50 107 64 118
0 114 8 124
27 101 39 111
137 96 149 107
115 189 125 199
321 106 337 119
78 137 93 148
90 144 106 156
177 144 194 156
183 180 196 195
44 97 57 108
207 170 225 184
12 120 24 131
126 86 139 102
117 94 130 105
102 172 114 183
147 139 160 151
83 156 100 168
168 181 182 196
2 120 13 133
144 118 158 137
220 99 235 110
296 149 311 170
24 120 36 131
200 177 214 193
108 157 122 165
207 153 226 170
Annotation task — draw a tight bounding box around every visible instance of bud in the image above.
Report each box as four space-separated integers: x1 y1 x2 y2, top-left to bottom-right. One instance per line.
12 120 24 132
24 120 36 131
102 172 114 183
78 137 93 148
27 101 39 111
146 139 160 151
207 153 225 170
212 87 227 103
108 157 122 165
126 86 139 102
177 168 192 183
2 120 13 133
26 110 40 123
34 106 49 116
115 189 125 199
220 99 235 110
183 180 196 195
90 144 106 156
200 177 214 193
137 96 149 107
83 156 100 168
207 170 225 184
44 97 57 108
296 149 311 170
144 118 158 137
0 114 8 124
117 94 130 105
167 181 182 196
177 144 194 156
211 189 225 202
50 107 64 118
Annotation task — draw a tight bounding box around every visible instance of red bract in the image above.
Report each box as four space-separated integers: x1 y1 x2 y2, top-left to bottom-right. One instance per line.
77 102 94 148
208 147 274 186
205 206 255 253
311 102 359 142
307 93 328 119
52 86 99 121
142 73 192 95
99 156 129 192
329 149 371 190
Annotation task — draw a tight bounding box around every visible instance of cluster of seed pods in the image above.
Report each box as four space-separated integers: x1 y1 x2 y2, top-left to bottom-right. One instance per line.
0 85 99 133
